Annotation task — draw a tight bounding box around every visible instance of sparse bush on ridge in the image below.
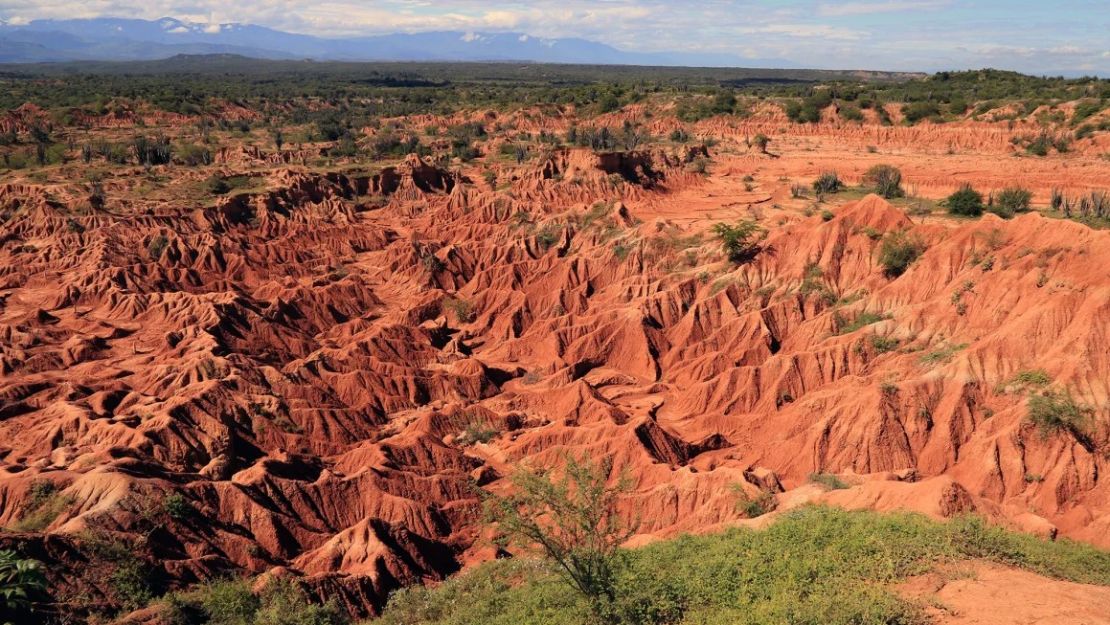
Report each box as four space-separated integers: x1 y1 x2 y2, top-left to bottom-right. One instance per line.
1027 391 1091 442
862 164 904 199
877 230 926 277
990 186 1033 217
712 220 765 264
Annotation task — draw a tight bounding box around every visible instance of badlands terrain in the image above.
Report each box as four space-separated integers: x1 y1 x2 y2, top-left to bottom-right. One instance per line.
0 63 1109 623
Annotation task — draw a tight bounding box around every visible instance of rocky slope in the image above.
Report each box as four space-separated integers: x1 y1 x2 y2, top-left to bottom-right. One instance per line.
0 131 1107 620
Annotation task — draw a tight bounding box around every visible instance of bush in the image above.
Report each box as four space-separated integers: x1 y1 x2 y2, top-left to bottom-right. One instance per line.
812 171 843 196
877 230 926 277
11 480 73 532
947 183 985 216
206 175 232 195
165 577 347 625
163 492 193 521
990 186 1033 217
902 101 941 124
736 490 777 518
1028 392 1091 441
862 164 904 199
712 220 765 264
838 103 863 122
443 298 475 323
834 311 889 335
178 143 213 166
809 473 850 490
197 579 260 625
148 235 170 260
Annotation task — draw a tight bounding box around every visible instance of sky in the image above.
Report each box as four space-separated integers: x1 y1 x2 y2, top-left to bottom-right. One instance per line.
0 0 1107 74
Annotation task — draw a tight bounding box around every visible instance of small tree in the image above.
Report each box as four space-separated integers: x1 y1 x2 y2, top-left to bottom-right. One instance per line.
862 164 904 199
712 220 765 264
947 183 984 216
273 128 284 151
483 456 637 622
877 230 926 277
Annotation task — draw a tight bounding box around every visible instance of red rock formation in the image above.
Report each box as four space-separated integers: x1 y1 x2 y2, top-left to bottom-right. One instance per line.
0 141 1107 619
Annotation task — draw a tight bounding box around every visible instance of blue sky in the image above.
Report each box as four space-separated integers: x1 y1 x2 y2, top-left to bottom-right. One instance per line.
1 0 1107 73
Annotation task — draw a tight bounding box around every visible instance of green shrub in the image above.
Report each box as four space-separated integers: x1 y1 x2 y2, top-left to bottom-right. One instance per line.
163 492 194 521
148 235 170 260
1027 392 1091 441
206 175 232 195
877 230 926 277
1009 369 1051 388
868 334 901 353
862 164 904 199
196 579 260 625
712 220 765 264
947 184 985 217
254 579 347 625
838 103 863 122
536 224 563 250
166 577 346 625
443 298 475 323
111 557 153 611
990 186 1033 217
834 311 889 335
902 101 941 124
812 171 843 196
809 473 850 490
456 422 498 446
10 481 73 532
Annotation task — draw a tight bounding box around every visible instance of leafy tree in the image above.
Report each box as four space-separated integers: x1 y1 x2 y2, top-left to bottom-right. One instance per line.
483 456 637 623
712 220 765 264
752 133 771 153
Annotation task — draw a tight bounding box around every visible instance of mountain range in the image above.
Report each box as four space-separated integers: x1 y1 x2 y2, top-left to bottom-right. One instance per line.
0 17 797 67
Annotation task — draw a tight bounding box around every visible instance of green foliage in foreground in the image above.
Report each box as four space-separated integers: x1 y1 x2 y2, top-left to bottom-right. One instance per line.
0 549 46 621
161 578 347 625
376 507 1110 625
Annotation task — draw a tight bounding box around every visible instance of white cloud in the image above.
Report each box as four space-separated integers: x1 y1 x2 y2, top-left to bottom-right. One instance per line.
817 1 950 17
741 24 867 41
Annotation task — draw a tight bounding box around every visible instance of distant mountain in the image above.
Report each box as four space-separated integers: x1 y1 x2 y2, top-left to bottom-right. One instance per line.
0 17 798 68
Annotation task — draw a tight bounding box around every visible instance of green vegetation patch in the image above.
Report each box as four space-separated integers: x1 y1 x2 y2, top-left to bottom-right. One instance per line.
378 506 1110 625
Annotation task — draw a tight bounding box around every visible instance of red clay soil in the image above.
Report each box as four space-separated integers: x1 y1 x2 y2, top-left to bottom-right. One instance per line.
0 131 1108 618
900 563 1110 625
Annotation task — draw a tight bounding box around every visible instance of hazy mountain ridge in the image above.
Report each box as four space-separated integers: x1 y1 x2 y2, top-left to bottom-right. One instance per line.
0 17 797 67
